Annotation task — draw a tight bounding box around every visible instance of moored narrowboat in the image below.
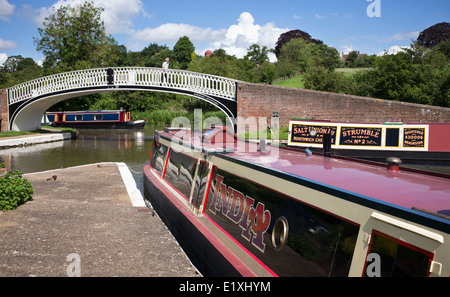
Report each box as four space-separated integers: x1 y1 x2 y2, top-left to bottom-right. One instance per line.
288 119 450 166
143 126 450 277
44 110 146 129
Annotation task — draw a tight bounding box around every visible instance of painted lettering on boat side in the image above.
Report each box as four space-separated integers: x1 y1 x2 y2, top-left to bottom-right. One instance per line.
208 175 271 253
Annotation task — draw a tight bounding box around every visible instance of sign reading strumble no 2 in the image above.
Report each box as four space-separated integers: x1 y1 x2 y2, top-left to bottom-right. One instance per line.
339 127 382 146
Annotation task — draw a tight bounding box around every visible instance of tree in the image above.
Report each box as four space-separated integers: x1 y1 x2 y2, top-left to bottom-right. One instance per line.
245 44 270 66
274 29 323 58
34 1 120 72
351 43 450 107
173 36 195 69
2 55 24 72
277 38 339 73
417 22 450 48
345 51 359 67
0 56 42 88
304 66 355 94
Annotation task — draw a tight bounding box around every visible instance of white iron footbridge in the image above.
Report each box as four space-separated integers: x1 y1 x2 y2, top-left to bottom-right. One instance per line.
6 67 239 131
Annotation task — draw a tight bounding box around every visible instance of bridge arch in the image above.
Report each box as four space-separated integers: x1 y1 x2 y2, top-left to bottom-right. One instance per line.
6 67 239 131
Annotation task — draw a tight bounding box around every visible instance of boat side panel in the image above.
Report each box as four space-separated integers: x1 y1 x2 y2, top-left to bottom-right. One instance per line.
146 132 450 276
143 163 243 277
209 153 450 277
203 166 360 277
428 124 450 152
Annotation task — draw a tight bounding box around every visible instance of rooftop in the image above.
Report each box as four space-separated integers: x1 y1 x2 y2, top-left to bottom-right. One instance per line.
227 146 450 217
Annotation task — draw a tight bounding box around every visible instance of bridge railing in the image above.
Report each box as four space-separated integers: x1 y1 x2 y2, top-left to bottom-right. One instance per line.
7 67 238 105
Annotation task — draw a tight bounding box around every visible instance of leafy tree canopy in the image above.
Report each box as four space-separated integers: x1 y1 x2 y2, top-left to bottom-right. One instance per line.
173 36 195 69
244 44 270 66
34 1 121 73
417 22 450 48
274 29 323 58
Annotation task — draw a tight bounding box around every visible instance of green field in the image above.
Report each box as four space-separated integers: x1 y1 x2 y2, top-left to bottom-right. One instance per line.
335 67 371 76
273 68 372 89
273 75 305 88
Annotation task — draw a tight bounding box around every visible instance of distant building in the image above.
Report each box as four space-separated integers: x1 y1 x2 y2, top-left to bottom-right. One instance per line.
205 50 213 57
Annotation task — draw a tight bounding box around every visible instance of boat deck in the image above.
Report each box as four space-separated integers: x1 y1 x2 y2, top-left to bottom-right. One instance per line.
160 127 450 221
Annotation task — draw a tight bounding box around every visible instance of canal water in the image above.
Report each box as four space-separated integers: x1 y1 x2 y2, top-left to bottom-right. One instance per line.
1 126 162 193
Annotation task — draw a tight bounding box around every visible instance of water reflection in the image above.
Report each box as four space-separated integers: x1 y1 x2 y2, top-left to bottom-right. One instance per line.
0 126 161 191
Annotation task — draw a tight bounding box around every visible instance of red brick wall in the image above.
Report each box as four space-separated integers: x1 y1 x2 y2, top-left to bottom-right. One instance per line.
0 89 8 132
236 82 450 128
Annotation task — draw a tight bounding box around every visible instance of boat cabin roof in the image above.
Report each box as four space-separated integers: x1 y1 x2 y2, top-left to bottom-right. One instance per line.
226 147 450 217
160 127 450 220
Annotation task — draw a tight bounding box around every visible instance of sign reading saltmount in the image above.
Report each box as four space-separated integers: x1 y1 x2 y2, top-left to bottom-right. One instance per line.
288 120 428 151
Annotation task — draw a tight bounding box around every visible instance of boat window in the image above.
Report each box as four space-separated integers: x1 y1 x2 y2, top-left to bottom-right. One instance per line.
102 113 119 121
364 230 433 277
149 139 168 177
75 115 83 121
191 160 210 210
385 128 400 147
164 149 198 200
94 114 103 121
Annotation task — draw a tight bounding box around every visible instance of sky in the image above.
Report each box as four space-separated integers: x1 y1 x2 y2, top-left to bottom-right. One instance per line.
0 0 449 66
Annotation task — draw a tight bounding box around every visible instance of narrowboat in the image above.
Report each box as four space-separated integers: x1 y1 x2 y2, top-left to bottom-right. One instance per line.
288 119 450 166
44 110 146 129
143 126 450 277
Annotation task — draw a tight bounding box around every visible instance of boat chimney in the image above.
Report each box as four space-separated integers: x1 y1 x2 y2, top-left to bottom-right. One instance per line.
259 139 266 152
323 134 331 158
386 157 402 172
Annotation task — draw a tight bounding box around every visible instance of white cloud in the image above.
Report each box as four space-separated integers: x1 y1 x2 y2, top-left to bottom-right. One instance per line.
133 23 225 43
340 45 354 55
34 0 147 34
0 38 17 50
377 45 408 56
210 12 288 61
132 12 288 62
0 53 7 66
314 14 325 20
32 5 288 63
0 0 15 21
314 12 338 20
389 31 420 41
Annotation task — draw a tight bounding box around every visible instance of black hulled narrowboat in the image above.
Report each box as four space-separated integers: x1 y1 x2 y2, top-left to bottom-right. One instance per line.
143 126 450 277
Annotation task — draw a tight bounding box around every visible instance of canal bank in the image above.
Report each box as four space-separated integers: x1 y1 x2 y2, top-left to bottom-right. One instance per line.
0 131 75 149
0 162 199 277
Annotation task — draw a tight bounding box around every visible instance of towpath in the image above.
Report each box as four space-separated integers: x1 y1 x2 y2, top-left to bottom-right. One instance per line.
0 162 199 277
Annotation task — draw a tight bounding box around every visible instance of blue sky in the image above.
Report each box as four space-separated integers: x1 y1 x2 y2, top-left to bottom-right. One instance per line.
0 0 449 66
